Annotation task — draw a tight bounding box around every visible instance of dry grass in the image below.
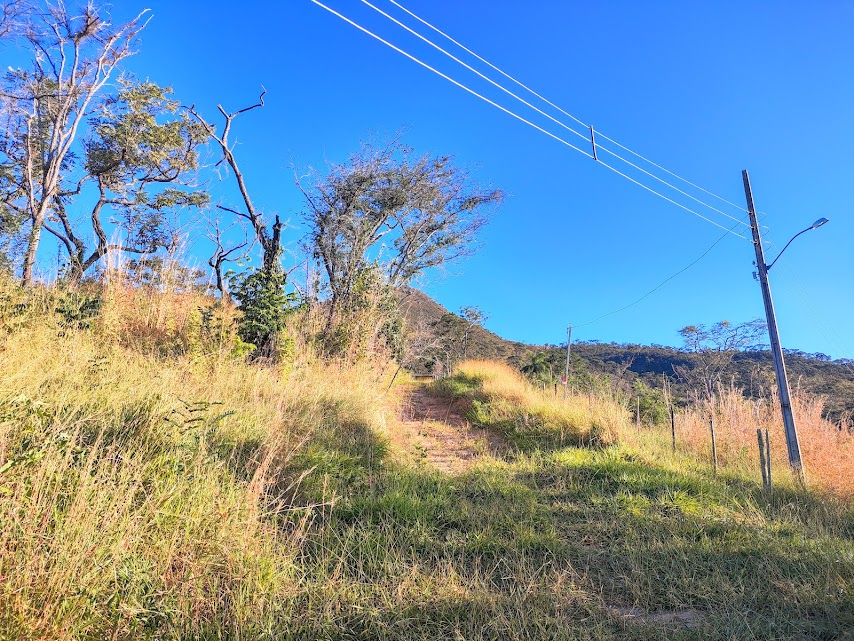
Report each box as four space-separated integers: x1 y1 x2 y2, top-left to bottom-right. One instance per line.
0 278 391 639
1 279 852 639
431 360 629 448
653 386 854 496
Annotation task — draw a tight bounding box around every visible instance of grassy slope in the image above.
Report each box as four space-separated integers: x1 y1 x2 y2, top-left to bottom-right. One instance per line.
1 284 852 640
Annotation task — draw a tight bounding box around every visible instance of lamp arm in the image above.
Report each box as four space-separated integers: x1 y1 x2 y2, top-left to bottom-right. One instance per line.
765 226 810 272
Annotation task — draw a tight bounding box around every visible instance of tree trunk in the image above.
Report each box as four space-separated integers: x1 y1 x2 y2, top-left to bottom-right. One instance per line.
21 218 43 285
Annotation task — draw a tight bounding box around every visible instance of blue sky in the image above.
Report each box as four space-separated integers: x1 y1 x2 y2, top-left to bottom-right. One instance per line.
101 1 853 356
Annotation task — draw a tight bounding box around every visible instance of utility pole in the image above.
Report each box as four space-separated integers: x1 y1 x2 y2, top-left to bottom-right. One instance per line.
563 324 572 400
742 170 805 481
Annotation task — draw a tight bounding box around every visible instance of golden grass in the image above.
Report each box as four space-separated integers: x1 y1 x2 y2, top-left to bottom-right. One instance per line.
2 278 852 639
0 280 391 639
652 386 854 496
436 360 629 447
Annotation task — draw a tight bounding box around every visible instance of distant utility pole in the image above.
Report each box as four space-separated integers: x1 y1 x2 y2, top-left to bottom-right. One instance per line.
563 324 573 400
742 170 805 481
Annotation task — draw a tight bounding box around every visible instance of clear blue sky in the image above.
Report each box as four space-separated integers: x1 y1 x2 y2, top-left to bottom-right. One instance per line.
113 0 852 356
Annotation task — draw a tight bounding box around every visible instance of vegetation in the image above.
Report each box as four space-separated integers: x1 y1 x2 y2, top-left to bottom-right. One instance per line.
1 284 853 639
1 3 852 639
398 293 854 421
431 360 626 449
298 139 502 352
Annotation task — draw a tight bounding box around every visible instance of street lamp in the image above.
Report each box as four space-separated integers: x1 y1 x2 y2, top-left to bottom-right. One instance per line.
765 218 830 272
742 171 830 484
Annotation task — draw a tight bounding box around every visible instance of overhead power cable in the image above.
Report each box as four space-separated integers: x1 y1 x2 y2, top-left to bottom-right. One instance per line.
574 216 748 329
594 160 748 238
385 0 749 219
387 0 589 131
361 0 750 231
309 0 749 239
307 0 593 160
594 144 750 227
594 131 750 213
357 0 590 144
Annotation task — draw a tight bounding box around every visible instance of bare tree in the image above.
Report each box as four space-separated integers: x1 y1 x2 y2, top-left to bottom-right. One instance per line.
298 138 503 330
459 305 487 359
205 212 253 302
0 2 150 284
0 0 25 39
185 89 284 277
675 319 767 400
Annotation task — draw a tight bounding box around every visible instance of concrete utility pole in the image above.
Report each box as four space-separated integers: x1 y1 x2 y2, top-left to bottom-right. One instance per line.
742 170 805 481
563 324 573 400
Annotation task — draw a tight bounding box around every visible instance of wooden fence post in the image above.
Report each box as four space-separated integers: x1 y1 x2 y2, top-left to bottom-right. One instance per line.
765 427 771 489
670 404 676 452
709 416 718 476
757 428 768 488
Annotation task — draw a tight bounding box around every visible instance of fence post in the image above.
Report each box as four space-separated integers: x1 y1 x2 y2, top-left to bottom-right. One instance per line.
670 404 676 452
765 427 771 489
709 416 718 476
757 428 768 488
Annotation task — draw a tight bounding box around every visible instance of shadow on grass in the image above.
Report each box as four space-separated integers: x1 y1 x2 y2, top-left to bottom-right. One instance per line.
280 435 854 641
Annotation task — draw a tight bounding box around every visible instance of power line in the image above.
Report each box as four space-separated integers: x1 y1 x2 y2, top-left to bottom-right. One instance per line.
362 0 750 231
595 142 751 228
358 0 590 144
309 0 749 239
594 131 749 214
594 160 748 238
384 0 749 218
387 0 589 129
306 0 594 160
574 216 748 329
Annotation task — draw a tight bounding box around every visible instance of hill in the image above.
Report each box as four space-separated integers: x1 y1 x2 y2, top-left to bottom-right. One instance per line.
402 289 854 420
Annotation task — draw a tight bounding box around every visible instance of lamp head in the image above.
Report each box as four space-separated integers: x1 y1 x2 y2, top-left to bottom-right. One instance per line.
810 217 829 230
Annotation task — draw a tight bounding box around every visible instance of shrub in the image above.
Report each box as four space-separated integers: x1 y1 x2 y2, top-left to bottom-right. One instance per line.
230 269 300 358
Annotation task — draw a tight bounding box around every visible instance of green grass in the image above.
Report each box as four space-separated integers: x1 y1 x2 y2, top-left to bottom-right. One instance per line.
429 360 627 449
287 439 854 640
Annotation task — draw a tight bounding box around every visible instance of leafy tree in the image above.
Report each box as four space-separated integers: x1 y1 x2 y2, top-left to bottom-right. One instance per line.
230 269 300 358
632 379 668 424
0 2 150 284
48 80 208 281
521 351 554 385
298 138 503 333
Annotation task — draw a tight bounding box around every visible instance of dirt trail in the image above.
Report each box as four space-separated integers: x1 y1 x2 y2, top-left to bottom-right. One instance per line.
390 386 505 473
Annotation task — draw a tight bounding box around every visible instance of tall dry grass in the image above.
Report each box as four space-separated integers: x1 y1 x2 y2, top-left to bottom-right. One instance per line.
435 360 629 447
624 384 854 496
620 387 854 497
0 277 390 639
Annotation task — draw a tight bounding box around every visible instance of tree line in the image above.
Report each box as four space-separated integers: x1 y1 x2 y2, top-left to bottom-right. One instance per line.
0 1 503 358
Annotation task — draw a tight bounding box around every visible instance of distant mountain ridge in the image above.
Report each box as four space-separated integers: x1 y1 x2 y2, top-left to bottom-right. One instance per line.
400 288 854 420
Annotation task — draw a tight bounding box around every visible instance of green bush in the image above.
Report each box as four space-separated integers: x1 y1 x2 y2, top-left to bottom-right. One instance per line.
230 270 300 358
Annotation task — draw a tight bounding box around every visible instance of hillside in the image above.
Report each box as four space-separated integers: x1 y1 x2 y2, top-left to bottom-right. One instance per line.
402 289 854 419
2 277 854 640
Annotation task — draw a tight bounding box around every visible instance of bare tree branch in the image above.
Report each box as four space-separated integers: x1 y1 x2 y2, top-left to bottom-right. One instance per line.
184 88 284 276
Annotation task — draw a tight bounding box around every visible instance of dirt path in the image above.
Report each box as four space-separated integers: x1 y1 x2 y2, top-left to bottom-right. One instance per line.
390 385 506 473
